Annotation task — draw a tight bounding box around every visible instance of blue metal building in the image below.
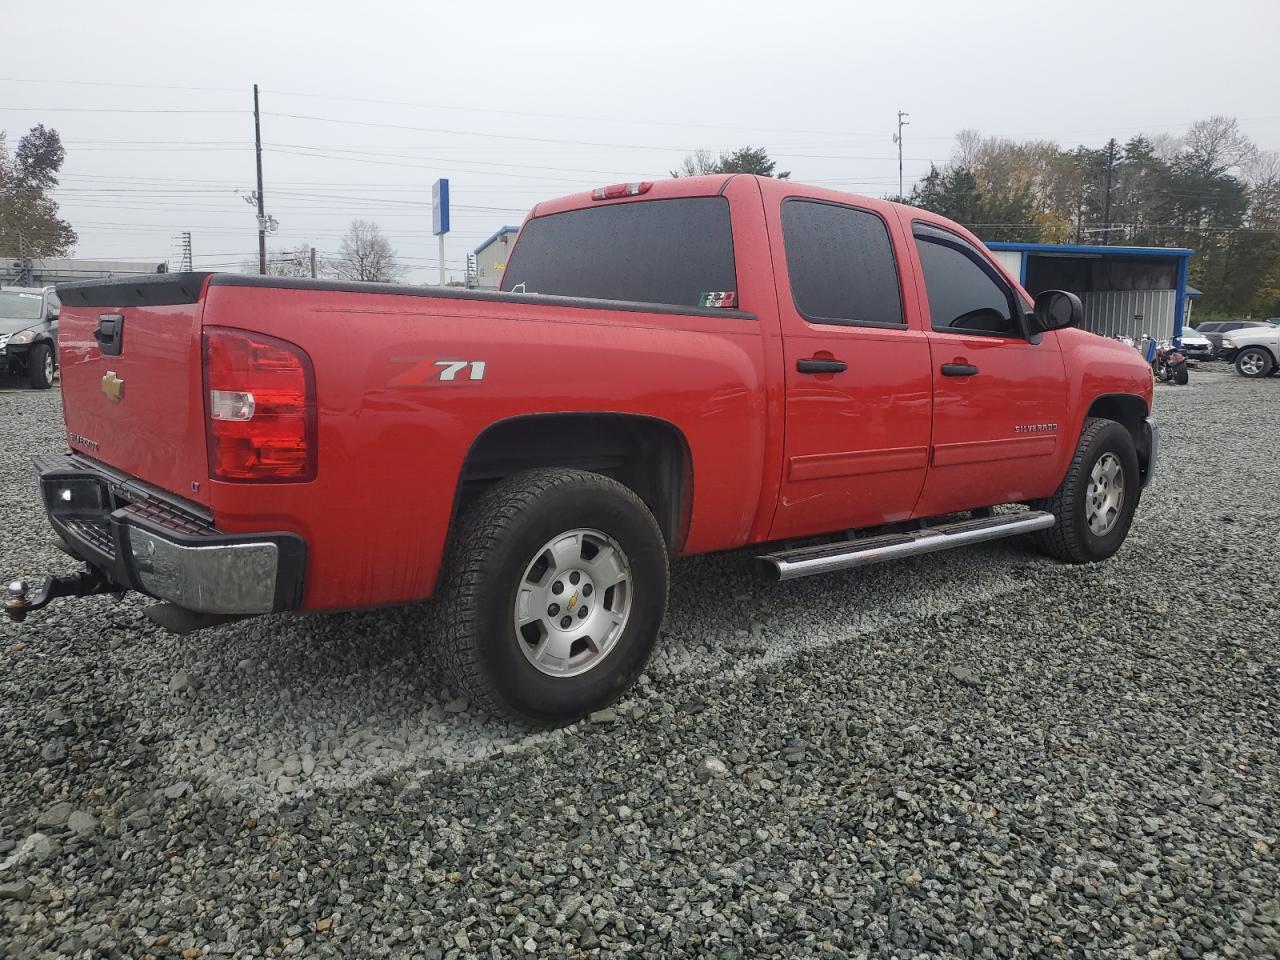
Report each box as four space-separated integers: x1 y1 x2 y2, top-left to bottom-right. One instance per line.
985 241 1194 343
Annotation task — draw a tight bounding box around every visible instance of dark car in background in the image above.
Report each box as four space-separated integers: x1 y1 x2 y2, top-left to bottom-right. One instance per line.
0 286 59 389
1196 320 1274 361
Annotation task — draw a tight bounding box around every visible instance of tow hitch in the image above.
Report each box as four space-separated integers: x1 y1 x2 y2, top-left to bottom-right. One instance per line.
5 568 122 622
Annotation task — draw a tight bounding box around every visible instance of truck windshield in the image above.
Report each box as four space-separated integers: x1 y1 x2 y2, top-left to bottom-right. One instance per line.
0 291 45 321
500 197 737 309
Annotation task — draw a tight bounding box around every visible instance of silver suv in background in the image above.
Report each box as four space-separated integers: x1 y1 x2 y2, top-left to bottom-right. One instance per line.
1222 324 1280 378
0 286 59 389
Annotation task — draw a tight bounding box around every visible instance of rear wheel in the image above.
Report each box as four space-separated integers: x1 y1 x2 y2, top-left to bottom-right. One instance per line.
1236 347 1274 378
1032 418 1140 563
28 343 53 390
434 468 668 725
1173 361 1189 385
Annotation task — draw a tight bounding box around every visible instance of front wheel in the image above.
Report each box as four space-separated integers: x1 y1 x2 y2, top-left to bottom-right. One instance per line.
434 468 669 726
28 343 54 390
1236 347 1274 378
1031 417 1140 563
1173 361 1189 385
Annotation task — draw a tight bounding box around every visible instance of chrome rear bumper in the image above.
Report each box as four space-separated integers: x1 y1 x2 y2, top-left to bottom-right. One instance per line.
33 452 305 615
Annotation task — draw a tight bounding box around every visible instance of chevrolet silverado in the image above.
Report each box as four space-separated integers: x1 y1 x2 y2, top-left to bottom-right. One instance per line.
6 175 1158 725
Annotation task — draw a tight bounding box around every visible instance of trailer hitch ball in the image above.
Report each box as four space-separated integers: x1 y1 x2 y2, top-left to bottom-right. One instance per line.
6 580 31 622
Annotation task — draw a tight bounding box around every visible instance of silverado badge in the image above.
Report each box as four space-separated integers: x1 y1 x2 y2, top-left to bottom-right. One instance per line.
101 371 125 403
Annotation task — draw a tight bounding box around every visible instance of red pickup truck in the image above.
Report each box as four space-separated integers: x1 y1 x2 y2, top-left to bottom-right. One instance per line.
9 175 1157 725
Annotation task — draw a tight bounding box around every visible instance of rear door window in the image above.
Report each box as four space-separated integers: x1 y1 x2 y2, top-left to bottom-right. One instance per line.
780 199 904 327
501 197 737 309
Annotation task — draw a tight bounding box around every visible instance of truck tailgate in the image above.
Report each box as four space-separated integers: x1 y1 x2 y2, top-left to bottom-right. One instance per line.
56 274 212 507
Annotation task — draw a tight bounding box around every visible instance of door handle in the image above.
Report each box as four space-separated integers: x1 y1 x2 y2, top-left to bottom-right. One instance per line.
797 358 848 374
940 362 978 377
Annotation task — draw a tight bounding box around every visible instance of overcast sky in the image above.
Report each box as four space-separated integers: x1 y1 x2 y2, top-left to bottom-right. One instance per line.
4 0 1278 283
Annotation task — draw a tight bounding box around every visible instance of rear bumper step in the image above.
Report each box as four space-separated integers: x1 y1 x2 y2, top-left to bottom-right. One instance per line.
756 510 1056 582
14 452 307 618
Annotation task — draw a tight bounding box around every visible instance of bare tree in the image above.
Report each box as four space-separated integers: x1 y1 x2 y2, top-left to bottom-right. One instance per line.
331 220 405 283
1243 149 1280 190
1245 150 1280 229
671 149 722 178
1182 116 1258 177
241 243 320 278
953 129 984 169
1148 132 1185 163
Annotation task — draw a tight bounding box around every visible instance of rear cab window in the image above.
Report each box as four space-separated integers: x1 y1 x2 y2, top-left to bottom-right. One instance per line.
501 197 737 310
780 199 904 328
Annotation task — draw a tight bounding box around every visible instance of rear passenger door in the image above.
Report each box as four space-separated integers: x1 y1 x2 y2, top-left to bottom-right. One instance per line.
769 197 934 540
905 222 1067 517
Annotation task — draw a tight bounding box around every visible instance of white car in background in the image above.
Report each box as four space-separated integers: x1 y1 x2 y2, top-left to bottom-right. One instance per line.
1177 326 1214 361
1223 325 1280 378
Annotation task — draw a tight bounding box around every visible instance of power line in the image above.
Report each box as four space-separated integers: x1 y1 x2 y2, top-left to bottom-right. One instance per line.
0 106 244 114
0 77 241 93
264 111 937 162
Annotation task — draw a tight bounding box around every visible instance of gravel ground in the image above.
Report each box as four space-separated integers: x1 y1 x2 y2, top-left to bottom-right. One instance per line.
1 366 1277 959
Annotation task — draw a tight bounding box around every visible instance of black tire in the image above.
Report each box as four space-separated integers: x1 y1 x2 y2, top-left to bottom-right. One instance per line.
27 343 53 390
1173 362 1189 385
1031 417 1140 564
434 468 668 726
1235 347 1274 378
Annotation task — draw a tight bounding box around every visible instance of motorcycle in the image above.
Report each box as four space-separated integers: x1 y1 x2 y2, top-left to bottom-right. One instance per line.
1152 340 1189 385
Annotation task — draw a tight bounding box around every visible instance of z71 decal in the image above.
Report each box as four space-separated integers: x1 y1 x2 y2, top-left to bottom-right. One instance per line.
386 358 487 387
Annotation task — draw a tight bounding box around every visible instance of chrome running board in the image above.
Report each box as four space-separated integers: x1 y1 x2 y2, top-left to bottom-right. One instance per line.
756 511 1056 582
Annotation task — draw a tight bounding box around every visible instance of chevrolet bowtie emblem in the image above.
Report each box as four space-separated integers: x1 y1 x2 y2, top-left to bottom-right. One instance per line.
101 371 124 402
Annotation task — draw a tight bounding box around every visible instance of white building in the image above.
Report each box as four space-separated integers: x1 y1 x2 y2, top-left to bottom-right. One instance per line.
471 226 520 290
2 258 167 286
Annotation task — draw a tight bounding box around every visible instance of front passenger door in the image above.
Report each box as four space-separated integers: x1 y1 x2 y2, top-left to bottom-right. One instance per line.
908 222 1067 518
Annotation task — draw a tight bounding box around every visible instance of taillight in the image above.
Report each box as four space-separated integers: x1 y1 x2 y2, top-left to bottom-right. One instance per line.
203 327 316 482
591 181 653 201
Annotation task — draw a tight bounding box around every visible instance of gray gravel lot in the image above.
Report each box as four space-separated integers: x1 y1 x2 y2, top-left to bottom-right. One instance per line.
1 367 1277 959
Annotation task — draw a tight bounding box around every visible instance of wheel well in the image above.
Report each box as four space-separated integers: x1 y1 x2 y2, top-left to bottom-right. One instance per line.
1238 344 1276 362
1087 393 1150 478
455 414 692 551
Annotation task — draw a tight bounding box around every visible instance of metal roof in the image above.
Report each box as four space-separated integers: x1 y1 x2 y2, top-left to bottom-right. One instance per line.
985 241 1194 258
473 226 520 255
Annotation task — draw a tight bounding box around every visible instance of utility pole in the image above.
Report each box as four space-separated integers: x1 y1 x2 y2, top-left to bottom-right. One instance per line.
1102 137 1117 246
895 110 910 200
180 232 193 272
253 84 267 274
309 246 317 279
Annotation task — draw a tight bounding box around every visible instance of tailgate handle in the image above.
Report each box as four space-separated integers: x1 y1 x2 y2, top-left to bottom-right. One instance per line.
94 314 124 356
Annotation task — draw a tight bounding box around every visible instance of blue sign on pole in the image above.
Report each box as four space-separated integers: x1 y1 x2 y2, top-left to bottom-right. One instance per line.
432 179 450 236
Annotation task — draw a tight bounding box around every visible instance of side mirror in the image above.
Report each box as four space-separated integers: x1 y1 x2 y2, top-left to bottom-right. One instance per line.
1033 289 1082 332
